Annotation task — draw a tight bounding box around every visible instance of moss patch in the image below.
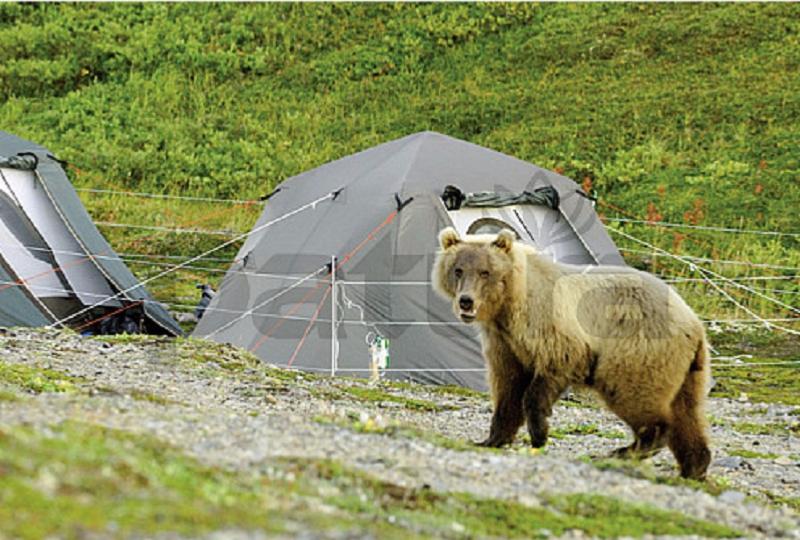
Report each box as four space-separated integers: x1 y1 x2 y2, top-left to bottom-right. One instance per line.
92 333 169 346
313 414 500 454
318 384 451 413
586 456 739 498
177 338 262 372
0 363 79 394
728 448 780 460
0 423 413 539
0 421 744 539
300 459 740 538
710 331 800 407
765 495 800 513
0 422 278 538
731 421 799 437
387 380 486 400
0 388 20 402
551 423 626 440
711 363 800 407
129 389 180 406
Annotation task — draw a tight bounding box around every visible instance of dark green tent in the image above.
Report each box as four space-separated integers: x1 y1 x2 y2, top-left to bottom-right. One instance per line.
0 131 181 335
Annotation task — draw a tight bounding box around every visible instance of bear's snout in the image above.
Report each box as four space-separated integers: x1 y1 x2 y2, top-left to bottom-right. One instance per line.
458 294 477 323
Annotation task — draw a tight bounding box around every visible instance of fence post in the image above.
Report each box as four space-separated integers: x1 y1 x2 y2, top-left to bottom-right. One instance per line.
330 255 337 377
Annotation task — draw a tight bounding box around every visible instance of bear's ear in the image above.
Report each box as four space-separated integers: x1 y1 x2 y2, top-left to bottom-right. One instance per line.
492 229 515 254
438 227 461 250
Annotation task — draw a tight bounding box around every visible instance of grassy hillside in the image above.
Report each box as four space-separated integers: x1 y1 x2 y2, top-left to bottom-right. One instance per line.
0 3 797 321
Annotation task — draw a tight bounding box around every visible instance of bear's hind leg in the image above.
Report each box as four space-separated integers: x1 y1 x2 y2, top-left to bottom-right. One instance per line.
601 380 670 460
611 420 669 459
668 353 711 479
523 375 566 448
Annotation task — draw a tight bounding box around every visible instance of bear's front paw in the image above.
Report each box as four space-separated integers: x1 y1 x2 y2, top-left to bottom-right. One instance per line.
530 435 548 448
527 425 549 448
475 434 512 448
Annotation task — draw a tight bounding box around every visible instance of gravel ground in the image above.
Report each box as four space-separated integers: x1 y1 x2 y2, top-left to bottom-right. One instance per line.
0 328 798 539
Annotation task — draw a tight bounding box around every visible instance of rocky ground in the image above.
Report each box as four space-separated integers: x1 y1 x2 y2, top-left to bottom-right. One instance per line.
0 328 798 539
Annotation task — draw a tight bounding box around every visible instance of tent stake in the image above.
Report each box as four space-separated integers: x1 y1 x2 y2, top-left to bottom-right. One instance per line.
330 254 336 377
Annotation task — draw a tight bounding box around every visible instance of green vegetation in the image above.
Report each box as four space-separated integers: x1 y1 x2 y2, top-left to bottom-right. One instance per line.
427 383 485 400
710 363 800 407
728 448 780 460
324 384 453 412
0 422 276 538
91 384 180 406
551 423 626 440
0 3 797 325
394 425 484 453
388 379 486 401
0 362 79 394
0 388 19 402
0 422 400 539
589 456 650 475
730 421 799 437
128 388 178 406
93 333 169 345
766 495 800 514
0 422 740 539
588 456 739 499
177 338 262 372
709 330 800 406
306 459 740 538
399 490 740 538
314 413 497 454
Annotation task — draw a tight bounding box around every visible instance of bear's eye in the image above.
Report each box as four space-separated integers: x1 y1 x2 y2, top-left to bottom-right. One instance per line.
480 270 490 279
454 268 463 279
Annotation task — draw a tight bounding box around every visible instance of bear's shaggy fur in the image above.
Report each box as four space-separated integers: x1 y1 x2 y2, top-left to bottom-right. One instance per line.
432 227 711 479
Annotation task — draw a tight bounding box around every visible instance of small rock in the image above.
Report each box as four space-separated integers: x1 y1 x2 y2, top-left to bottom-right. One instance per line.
715 456 744 469
174 312 196 323
718 490 747 505
33 468 59 497
380 401 403 409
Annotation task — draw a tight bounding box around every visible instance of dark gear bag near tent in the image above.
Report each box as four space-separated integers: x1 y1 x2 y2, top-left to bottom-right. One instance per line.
194 132 623 390
0 131 182 336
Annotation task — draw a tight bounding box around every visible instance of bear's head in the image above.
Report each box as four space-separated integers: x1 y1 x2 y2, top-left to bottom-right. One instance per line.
432 227 516 324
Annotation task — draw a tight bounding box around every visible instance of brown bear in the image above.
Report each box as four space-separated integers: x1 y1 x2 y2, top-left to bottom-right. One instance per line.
432 227 711 479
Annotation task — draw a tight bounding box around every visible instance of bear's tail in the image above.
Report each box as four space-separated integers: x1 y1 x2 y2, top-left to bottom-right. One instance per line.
668 337 712 479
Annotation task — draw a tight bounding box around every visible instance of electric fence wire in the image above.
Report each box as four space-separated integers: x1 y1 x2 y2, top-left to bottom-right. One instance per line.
609 227 800 336
46 191 338 329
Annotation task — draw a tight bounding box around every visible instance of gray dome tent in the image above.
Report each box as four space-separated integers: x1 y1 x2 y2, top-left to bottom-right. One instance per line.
194 132 623 390
0 131 182 335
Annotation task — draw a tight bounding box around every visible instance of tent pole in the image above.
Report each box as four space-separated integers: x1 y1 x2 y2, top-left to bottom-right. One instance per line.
330 255 336 377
